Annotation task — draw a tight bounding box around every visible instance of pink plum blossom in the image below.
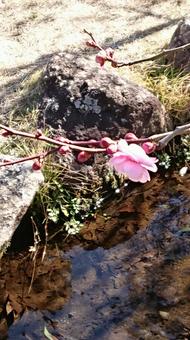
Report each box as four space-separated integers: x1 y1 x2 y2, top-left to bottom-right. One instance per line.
110 140 158 183
95 51 107 67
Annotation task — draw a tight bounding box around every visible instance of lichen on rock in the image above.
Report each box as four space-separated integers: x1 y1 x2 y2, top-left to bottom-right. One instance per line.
39 53 170 141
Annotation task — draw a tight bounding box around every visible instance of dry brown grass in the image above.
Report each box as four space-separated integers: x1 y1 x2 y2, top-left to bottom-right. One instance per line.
143 65 190 123
0 0 190 118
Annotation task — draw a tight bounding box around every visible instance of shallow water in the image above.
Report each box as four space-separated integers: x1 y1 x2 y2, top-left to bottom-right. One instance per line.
1 174 190 340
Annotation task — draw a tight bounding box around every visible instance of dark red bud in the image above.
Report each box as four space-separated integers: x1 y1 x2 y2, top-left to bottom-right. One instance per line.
2 130 13 137
111 61 117 68
35 129 43 138
77 151 92 163
124 132 138 141
100 137 114 148
95 51 107 67
32 160 42 171
86 40 97 48
58 145 70 155
106 143 118 155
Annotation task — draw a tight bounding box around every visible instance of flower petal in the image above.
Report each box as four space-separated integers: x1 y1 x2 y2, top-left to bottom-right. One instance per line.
127 144 158 169
112 159 150 183
109 152 128 165
139 168 150 183
141 162 158 172
123 161 150 183
117 139 129 153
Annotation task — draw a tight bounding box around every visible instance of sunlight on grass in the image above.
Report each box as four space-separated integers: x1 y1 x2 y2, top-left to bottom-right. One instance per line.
117 59 190 125
136 63 190 123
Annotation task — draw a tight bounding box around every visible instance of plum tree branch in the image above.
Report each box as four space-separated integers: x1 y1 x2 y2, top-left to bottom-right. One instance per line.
0 121 190 168
0 124 105 153
84 28 190 67
0 147 59 167
157 123 190 149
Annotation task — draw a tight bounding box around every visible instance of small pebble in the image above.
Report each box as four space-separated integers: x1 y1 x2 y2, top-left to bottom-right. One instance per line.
159 311 169 320
179 166 188 177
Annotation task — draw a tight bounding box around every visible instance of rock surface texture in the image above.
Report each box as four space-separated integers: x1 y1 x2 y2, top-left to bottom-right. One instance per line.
39 53 169 140
167 17 190 72
0 155 44 256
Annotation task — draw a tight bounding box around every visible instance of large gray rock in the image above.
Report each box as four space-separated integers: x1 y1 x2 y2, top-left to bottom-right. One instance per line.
0 155 44 256
167 17 190 72
39 53 169 140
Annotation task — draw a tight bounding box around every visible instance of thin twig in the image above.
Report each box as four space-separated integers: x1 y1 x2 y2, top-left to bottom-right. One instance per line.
116 42 190 67
0 146 59 167
84 29 190 68
83 29 97 44
0 124 106 153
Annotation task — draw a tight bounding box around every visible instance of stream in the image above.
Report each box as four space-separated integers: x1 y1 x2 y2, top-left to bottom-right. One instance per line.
0 174 190 340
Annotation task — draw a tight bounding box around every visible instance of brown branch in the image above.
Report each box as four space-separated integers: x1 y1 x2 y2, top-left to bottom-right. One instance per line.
129 123 190 147
84 29 190 68
0 147 59 167
1 122 190 168
158 123 190 149
0 124 106 153
83 29 103 51
83 29 97 44
116 42 190 67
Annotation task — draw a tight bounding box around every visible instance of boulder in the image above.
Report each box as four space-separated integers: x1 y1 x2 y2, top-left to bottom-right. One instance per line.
39 53 169 140
167 17 190 72
0 156 44 257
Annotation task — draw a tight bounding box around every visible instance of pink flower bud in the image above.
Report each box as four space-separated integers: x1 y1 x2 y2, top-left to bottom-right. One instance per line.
95 51 107 67
1 130 13 137
124 132 138 141
106 143 118 155
100 137 114 148
142 142 156 154
58 145 70 155
106 48 114 58
35 129 43 138
77 151 92 163
86 40 97 48
32 160 42 171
